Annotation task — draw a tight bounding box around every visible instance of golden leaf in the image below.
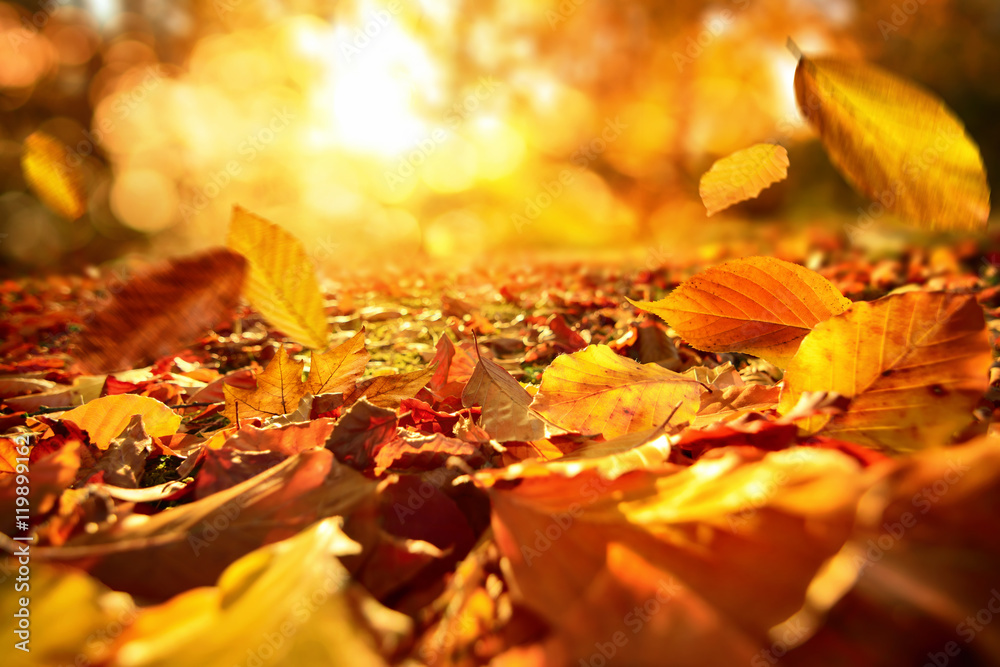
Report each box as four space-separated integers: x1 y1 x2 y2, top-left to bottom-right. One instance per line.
629 257 851 368
778 291 990 452
343 367 434 409
61 394 181 451
795 54 990 231
462 351 544 442
223 347 307 425
306 329 370 395
21 131 87 220
699 143 789 216
226 206 329 348
529 345 704 439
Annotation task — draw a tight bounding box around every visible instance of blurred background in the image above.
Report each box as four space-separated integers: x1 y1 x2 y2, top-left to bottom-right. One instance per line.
0 0 998 275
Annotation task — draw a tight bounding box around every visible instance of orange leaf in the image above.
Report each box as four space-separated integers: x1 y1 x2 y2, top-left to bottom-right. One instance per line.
222 347 307 426
343 367 434 409
74 248 246 374
61 394 181 450
21 131 86 220
305 329 370 395
699 144 789 216
529 345 704 438
778 291 990 452
629 257 851 368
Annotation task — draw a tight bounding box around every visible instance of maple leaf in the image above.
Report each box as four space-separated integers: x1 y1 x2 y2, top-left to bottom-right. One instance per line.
630 257 852 368
306 329 370 395
222 347 307 426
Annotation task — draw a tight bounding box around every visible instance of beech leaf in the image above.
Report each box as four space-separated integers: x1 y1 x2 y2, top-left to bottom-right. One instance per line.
21 131 86 220
462 348 544 442
699 143 789 216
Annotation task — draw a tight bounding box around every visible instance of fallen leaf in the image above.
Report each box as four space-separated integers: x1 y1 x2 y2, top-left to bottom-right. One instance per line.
372 432 488 476
90 414 153 488
227 206 329 348
462 347 544 442
629 257 852 368
699 143 790 216
778 291 990 452
73 248 246 374
306 329 370 395
794 53 990 231
325 399 398 469
62 394 181 450
21 131 86 220
344 367 435 409
529 345 704 438
222 347 307 426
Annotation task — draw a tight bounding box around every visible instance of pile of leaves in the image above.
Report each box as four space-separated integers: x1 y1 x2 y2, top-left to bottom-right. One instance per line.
3 47 1000 667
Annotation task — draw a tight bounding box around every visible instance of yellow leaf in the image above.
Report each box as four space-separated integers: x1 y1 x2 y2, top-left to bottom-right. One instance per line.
629 257 851 368
112 518 394 667
21 131 87 220
62 394 181 450
795 54 990 231
529 345 704 439
227 206 329 348
699 143 789 216
223 347 306 425
344 367 434 409
306 329 370 395
778 291 990 452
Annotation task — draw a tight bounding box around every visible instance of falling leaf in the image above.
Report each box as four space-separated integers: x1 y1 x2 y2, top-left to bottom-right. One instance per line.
222 347 307 426
306 329 370 395
227 206 329 348
794 54 990 231
629 257 852 368
778 291 990 452
21 131 86 220
462 347 544 442
344 367 435 409
529 345 704 438
74 248 246 374
699 144 790 216
62 394 181 450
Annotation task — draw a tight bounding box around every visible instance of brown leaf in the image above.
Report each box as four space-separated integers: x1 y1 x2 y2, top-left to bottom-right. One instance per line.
90 414 153 488
74 248 246 374
222 347 307 426
462 349 544 443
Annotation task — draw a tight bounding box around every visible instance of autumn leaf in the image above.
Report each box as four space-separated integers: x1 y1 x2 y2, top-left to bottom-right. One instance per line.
699 143 789 216
74 248 246 374
529 345 704 438
629 257 852 368
778 291 990 452
794 53 990 231
227 206 329 349
222 347 307 425
343 367 435 409
62 394 181 450
462 345 544 442
306 329 370 395
21 131 86 220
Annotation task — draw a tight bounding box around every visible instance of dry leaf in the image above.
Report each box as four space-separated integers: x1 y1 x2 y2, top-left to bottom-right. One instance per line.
629 257 852 368
462 348 544 442
62 394 181 450
344 367 434 409
529 345 704 438
778 291 990 452
21 131 86 220
74 248 246 374
222 347 307 425
795 54 990 231
306 329 370 395
699 144 789 216
227 206 329 348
